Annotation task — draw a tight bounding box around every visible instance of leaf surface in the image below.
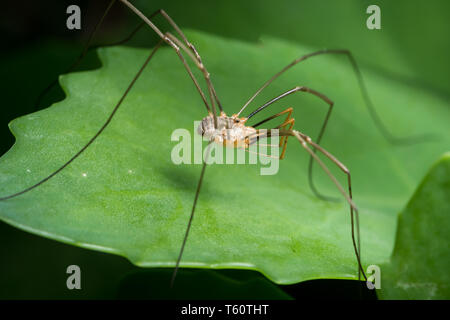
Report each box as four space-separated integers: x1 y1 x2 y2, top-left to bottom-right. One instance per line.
379 153 450 299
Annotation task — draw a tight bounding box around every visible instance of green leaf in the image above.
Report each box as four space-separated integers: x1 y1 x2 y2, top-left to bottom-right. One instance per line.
378 153 450 299
0 31 448 285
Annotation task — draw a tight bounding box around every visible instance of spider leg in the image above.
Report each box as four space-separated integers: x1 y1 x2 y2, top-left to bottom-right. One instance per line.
251 107 295 159
119 0 222 125
236 48 432 145
286 129 367 281
149 9 223 112
274 112 295 159
244 126 366 280
0 40 165 201
245 86 338 201
171 142 212 287
164 33 219 118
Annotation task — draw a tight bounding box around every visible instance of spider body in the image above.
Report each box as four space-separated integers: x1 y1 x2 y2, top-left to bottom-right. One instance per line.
197 112 256 148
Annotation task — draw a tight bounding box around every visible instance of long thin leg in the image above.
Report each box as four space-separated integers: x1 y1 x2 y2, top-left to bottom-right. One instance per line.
171 142 212 286
0 40 164 201
250 126 366 279
165 32 218 120
121 6 223 122
164 35 214 117
118 0 219 126
246 129 274 146
245 86 338 201
276 118 295 159
251 107 293 128
287 129 367 280
251 107 293 159
150 9 224 113
257 108 295 159
304 135 363 281
235 48 432 145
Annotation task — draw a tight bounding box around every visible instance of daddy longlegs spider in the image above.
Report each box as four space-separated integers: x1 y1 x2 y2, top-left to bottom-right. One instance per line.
0 0 428 288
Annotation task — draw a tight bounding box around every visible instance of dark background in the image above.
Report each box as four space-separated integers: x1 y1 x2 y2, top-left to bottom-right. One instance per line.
1 0 448 299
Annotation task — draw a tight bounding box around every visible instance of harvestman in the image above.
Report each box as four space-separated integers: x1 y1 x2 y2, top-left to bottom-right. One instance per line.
0 0 422 286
